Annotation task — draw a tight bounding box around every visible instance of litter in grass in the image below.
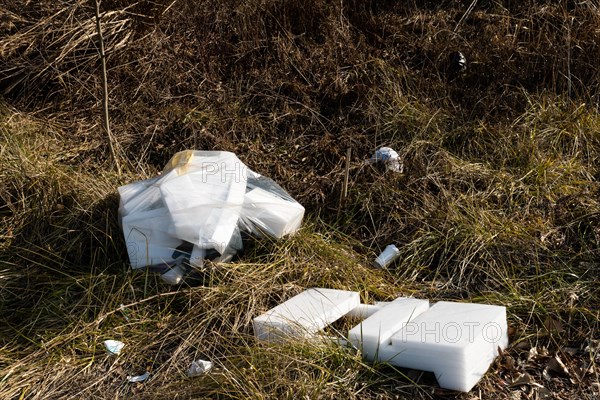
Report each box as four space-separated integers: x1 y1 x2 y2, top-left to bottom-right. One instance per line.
368 147 402 172
159 263 187 285
118 303 131 321
118 150 304 284
345 302 389 319
253 288 508 392
253 288 360 342
103 340 124 355
373 244 401 268
187 359 213 377
127 372 150 383
449 51 467 73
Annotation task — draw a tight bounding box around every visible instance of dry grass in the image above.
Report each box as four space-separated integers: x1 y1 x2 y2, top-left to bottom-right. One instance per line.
1 1 599 399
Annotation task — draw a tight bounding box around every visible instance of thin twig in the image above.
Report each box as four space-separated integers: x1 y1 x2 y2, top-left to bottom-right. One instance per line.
566 16 573 98
454 0 478 33
94 0 121 176
339 147 351 210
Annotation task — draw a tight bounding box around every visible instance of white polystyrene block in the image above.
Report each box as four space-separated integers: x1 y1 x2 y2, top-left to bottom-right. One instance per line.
253 288 360 341
378 301 508 392
346 303 388 319
242 188 305 239
122 208 181 269
349 298 429 361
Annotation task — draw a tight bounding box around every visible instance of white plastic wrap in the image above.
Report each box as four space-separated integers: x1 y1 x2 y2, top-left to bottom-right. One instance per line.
159 151 247 254
118 150 304 277
239 170 305 239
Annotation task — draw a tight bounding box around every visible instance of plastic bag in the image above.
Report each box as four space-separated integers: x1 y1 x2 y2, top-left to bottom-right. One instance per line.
118 150 304 280
239 169 305 239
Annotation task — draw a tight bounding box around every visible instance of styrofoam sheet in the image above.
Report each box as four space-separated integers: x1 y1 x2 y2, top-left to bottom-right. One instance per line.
253 288 360 341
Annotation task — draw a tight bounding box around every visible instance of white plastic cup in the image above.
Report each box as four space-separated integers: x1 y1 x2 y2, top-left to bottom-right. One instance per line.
373 244 401 268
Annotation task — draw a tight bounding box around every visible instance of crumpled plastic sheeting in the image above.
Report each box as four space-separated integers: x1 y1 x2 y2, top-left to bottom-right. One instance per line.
118 150 305 275
369 147 402 172
187 359 213 377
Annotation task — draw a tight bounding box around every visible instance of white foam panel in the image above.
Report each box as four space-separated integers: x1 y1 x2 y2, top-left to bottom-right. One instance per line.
253 288 360 341
374 301 508 392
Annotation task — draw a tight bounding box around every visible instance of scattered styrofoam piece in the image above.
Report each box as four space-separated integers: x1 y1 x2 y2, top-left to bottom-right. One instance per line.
187 359 213 377
253 288 507 392
253 288 360 341
103 340 124 355
377 301 508 392
127 372 150 383
348 298 430 361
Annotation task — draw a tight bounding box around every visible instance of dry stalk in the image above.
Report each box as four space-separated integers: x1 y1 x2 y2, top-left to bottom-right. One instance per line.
94 0 121 176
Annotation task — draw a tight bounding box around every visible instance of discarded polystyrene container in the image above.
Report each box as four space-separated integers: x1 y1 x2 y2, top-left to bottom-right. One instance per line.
370 147 402 172
187 359 213 377
373 244 401 268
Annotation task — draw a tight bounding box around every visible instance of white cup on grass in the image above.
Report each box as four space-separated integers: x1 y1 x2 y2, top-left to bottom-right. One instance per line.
373 244 401 268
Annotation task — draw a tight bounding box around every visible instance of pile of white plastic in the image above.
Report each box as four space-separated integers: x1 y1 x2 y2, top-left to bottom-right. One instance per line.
118 150 305 283
253 288 508 393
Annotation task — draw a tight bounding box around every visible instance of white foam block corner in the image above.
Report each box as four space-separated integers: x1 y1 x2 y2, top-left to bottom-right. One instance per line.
379 301 508 392
242 187 305 239
253 288 360 342
346 303 389 320
348 298 429 361
122 208 181 269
